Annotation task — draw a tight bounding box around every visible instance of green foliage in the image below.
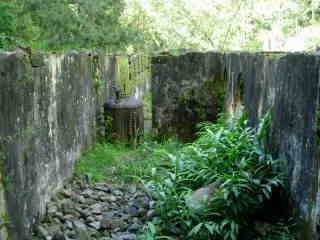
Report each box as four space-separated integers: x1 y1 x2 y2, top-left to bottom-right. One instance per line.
23 0 130 51
257 109 272 144
257 220 297 240
139 113 295 240
0 0 136 51
117 56 131 95
94 78 102 94
75 113 295 239
0 0 40 49
96 114 114 144
115 55 151 97
75 136 181 183
1 0 320 52
0 213 10 230
0 1 18 48
125 0 320 52
104 116 114 143
115 136 181 183
75 143 129 182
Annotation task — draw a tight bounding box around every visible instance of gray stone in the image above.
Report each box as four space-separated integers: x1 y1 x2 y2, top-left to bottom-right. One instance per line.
128 223 140 233
100 213 113 230
89 221 101 230
113 233 136 240
86 216 95 223
47 224 61 236
47 203 58 215
95 185 111 193
102 195 117 202
81 189 94 198
127 186 137 194
66 230 76 238
60 189 72 198
185 181 221 212
127 205 138 217
52 232 66 240
65 220 73 230
146 210 155 220
72 220 87 231
113 190 123 197
133 196 150 209
111 219 124 230
61 200 76 215
53 211 64 220
91 203 103 214
33 177 152 240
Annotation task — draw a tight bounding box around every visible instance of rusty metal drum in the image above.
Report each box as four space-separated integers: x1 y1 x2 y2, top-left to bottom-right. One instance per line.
104 97 144 145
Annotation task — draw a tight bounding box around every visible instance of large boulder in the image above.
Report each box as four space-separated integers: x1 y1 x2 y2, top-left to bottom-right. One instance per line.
185 180 221 212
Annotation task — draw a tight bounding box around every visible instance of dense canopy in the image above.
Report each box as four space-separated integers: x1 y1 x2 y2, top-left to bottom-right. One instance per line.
1 0 320 52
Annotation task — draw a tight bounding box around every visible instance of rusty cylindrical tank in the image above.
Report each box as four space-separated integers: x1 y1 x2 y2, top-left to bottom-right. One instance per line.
104 96 144 146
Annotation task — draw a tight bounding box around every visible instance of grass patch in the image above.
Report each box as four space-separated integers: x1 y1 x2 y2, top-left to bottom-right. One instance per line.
75 143 133 182
75 136 181 183
115 137 181 183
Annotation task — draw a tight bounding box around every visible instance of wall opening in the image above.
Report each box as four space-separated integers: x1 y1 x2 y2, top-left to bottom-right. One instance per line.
115 54 152 135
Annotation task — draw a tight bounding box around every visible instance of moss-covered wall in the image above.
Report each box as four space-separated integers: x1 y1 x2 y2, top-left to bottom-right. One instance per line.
151 52 225 141
0 50 116 239
151 51 320 239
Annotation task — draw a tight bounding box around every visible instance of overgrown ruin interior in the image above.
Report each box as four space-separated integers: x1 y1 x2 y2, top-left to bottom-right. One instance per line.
0 50 320 240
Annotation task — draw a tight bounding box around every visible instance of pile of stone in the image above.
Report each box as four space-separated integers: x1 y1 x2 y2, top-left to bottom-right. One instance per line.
33 177 154 240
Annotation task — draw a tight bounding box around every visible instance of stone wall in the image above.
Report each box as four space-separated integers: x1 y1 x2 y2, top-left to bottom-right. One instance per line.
151 52 320 239
151 52 225 140
0 50 116 239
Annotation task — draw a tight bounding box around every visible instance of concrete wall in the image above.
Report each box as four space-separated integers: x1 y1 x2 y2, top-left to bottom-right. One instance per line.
151 52 225 140
0 50 115 239
151 52 320 239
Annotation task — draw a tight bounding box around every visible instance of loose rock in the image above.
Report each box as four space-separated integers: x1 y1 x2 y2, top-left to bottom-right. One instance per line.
33 176 151 240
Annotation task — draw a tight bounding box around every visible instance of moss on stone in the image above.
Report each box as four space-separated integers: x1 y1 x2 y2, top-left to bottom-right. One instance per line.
204 77 226 117
263 52 287 61
30 52 45 68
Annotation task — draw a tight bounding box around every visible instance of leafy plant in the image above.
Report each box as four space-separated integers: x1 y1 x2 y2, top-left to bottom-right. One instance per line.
140 112 294 240
0 1 17 48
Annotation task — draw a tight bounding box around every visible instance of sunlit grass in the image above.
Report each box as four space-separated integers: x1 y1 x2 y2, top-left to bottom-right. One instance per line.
75 143 133 182
75 136 181 183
